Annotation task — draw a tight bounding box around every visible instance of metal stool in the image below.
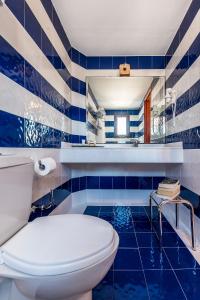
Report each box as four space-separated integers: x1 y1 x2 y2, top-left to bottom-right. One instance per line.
149 191 196 250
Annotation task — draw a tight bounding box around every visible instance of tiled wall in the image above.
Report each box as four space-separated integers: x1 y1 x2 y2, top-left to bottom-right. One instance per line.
165 0 200 202
0 0 165 204
105 108 144 143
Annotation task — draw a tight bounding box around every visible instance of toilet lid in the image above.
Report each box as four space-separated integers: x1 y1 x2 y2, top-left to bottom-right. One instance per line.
0 214 115 276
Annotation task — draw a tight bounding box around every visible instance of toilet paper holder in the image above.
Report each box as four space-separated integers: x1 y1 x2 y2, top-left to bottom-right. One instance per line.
38 160 45 171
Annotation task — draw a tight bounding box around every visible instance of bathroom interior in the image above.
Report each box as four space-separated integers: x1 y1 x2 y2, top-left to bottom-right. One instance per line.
0 0 199 299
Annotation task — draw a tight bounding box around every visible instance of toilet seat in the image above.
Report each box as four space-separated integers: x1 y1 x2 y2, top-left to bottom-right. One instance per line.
0 214 115 276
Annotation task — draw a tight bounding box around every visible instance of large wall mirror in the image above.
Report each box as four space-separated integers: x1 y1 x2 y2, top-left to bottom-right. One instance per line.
86 76 166 144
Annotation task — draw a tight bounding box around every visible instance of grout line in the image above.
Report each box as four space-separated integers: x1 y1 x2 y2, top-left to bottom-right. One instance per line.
163 247 188 299
133 211 151 300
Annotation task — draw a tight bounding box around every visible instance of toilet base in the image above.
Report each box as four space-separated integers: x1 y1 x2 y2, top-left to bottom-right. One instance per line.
36 291 92 300
66 291 92 300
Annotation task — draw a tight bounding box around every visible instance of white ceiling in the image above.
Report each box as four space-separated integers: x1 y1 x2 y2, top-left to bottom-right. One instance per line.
88 77 153 109
52 0 192 56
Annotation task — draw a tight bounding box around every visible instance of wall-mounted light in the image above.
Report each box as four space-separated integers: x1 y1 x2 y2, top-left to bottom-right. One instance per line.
119 64 130 77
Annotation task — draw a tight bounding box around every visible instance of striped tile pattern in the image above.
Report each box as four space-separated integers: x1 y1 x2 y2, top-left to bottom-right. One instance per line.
105 108 144 142
165 0 200 149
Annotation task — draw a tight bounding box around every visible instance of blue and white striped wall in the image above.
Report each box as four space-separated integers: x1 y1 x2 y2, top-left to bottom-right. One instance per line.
0 0 165 206
165 0 200 200
105 108 144 142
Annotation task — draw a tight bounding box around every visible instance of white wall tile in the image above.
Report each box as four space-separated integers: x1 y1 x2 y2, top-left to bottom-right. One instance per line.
0 4 71 103
25 0 71 73
71 120 86 136
0 73 71 133
166 102 200 135
71 91 86 109
166 10 200 79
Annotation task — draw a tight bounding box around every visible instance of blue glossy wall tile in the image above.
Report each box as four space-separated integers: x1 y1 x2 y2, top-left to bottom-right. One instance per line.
126 56 139 69
166 0 199 57
25 3 42 49
152 176 165 189
0 110 24 147
113 177 126 189
71 48 80 65
100 177 113 189
99 57 113 69
71 177 80 193
138 56 152 69
112 56 126 69
87 176 99 189
80 176 87 191
51 2 71 53
87 57 100 69
138 177 152 189
180 186 200 211
24 61 41 98
166 126 200 149
105 109 140 115
152 56 166 69
166 33 200 89
0 36 24 88
6 0 25 26
80 80 86 96
105 121 114 127
80 52 87 69
106 132 114 138
126 177 139 189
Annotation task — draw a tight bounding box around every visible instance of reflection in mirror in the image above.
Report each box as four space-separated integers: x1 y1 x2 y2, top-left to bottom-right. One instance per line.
86 76 165 144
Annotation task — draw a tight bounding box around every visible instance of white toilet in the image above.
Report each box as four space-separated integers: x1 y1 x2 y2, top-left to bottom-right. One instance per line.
0 157 119 300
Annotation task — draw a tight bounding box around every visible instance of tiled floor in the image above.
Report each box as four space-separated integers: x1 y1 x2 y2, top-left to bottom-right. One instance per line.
84 206 200 300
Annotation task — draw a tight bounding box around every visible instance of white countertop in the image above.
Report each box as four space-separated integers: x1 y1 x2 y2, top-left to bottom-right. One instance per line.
60 144 183 164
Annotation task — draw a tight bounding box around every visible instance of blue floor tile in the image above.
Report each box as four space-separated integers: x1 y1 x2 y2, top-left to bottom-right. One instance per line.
132 212 149 222
112 211 134 233
161 233 186 248
113 221 135 233
114 271 149 300
93 271 114 300
84 206 100 215
84 206 199 299
134 221 153 233
118 232 137 248
139 248 171 270
114 206 132 217
145 270 186 299
153 221 175 233
100 206 114 213
175 269 200 300
165 247 200 269
114 249 142 270
99 212 114 223
136 232 160 248
130 206 146 213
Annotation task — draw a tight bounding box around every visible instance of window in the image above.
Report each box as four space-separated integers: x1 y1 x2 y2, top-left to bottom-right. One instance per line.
115 115 129 137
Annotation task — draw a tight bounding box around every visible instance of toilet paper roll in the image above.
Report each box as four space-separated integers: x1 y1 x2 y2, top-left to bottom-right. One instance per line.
34 157 56 176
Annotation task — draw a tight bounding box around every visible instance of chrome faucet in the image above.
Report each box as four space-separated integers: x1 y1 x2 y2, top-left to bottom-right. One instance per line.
130 139 140 147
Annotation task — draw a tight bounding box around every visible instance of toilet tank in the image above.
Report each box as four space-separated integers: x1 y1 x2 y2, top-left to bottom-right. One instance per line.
0 156 34 246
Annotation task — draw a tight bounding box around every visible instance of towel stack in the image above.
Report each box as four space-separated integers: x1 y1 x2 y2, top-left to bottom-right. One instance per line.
157 178 180 199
